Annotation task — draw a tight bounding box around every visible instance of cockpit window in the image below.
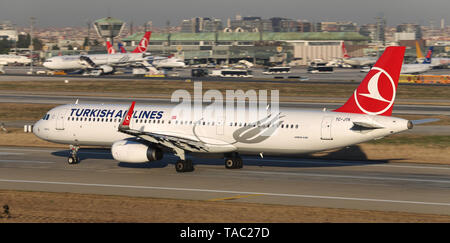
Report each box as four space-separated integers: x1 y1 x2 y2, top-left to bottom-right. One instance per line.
42 114 50 120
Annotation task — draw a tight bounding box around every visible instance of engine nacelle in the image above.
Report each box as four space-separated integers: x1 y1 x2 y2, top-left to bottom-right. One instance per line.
99 65 114 74
111 139 163 163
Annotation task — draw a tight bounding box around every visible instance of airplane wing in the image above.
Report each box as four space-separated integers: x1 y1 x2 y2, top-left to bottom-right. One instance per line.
117 102 210 155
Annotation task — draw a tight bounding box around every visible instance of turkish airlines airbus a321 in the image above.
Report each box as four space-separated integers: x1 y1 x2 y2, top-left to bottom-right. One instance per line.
33 47 432 172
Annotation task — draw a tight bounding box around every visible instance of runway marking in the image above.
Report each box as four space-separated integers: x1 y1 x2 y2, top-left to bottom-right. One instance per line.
0 178 450 207
244 158 450 171
0 152 24 155
223 170 450 184
0 159 55 164
208 194 264 202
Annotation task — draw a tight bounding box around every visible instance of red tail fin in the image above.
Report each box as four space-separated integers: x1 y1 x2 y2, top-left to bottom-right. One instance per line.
334 46 405 116
119 101 136 130
132 31 152 53
106 41 116 54
342 42 350 58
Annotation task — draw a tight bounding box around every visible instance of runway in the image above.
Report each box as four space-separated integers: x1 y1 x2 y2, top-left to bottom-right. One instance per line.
1 67 449 86
1 146 450 216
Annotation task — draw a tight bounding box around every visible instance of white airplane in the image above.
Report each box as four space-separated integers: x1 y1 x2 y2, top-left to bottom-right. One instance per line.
150 56 186 69
42 32 152 75
33 47 433 172
0 54 32 66
400 64 432 74
400 46 434 74
416 43 450 68
341 42 377 67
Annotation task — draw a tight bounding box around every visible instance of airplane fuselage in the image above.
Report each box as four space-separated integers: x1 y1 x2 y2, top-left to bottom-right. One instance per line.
33 103 410 156
43 53 144 70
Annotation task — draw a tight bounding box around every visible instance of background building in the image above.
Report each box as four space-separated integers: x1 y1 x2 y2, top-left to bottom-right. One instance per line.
0 21 18 41
122 31 369 65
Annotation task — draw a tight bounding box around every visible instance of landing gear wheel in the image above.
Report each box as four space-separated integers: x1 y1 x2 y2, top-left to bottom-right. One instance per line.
68 145 80 164
67 155 79 164
236 157 243 169
175 159 194 173
225 158 235 169
225 157 243 169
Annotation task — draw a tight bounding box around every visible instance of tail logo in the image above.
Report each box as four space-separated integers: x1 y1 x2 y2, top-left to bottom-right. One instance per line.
137 38 149 53
108 46 115 54
354 67 396 115
125 114 131 123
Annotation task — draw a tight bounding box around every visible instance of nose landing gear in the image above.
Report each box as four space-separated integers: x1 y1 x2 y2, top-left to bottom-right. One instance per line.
68 145 80 164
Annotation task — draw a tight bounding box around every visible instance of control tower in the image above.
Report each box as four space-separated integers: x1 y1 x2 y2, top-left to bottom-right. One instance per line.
93 17 125 46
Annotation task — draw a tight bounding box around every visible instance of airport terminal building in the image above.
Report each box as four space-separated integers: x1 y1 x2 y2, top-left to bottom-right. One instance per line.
122 32 369 66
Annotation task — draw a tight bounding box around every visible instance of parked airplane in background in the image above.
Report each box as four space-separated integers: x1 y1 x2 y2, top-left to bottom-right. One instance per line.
150 56 186 69
43 32 152 75
33 46 435 172
106 41 116 54
341 42 377 67
416 44 450 69
104 32 184 69
118 42 127 53
0 54 32 65
401 46 434 74
415 41 424 63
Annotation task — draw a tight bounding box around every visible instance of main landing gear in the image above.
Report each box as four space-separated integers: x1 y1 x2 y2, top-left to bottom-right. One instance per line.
225 153 243 169
175 159 194 173
67 145 80 164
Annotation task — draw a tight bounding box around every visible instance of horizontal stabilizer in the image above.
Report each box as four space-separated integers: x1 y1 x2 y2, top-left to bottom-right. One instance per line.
352 120 384 129
411 118 440 125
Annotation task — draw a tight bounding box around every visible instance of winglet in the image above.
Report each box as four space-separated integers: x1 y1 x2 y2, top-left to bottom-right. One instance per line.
119 101 136 131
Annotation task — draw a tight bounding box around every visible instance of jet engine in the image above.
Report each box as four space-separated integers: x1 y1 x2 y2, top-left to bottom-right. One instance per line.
99 65 115 74
111 139 163 163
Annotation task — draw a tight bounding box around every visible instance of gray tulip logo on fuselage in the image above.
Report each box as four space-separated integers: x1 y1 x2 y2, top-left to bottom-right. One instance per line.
231 113 284 144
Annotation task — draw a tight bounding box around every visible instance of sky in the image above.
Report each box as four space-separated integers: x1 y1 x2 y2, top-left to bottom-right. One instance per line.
1 0 449 28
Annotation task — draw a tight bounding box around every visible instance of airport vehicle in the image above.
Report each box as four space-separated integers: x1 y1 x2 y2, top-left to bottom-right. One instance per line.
0 54 32 66
341 42 377 67
210 69 253 77
33 46 432 173
360 66 371 73
191 68 209 77
307 66 334 73
42 32 152 75
262 66 291 75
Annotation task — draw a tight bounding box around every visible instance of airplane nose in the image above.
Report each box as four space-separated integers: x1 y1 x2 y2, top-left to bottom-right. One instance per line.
32 120 40 135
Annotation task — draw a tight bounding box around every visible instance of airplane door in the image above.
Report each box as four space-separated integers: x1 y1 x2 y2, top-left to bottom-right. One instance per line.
320 116 333 140
55 109 67 130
